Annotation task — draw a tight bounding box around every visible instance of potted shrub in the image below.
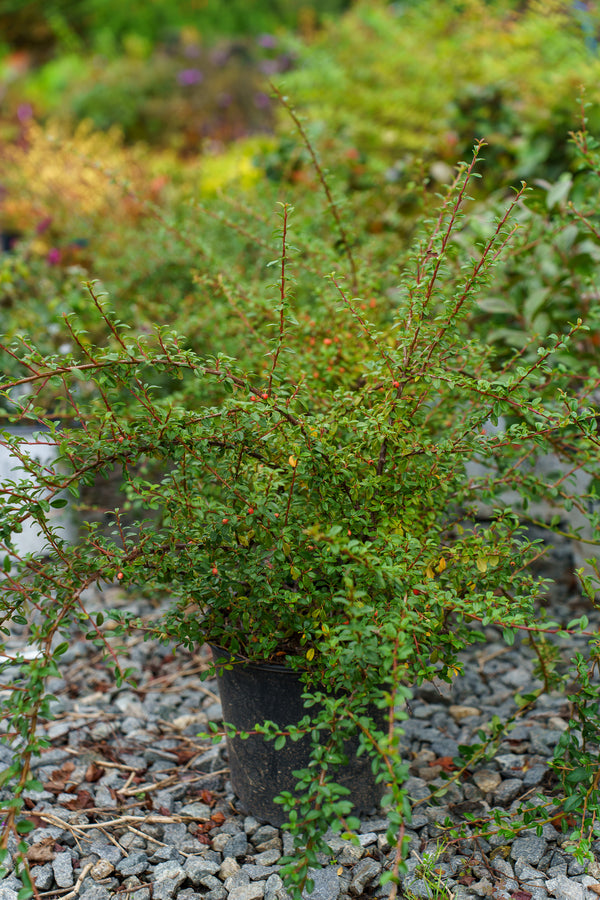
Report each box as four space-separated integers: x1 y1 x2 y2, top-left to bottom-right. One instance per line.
1 133 600 899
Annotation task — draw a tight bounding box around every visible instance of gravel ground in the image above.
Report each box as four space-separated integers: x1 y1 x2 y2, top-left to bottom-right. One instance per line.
1 549 600 900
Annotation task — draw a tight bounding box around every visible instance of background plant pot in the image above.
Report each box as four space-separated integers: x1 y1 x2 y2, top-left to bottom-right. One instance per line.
0 423 76 557
211 646 385 826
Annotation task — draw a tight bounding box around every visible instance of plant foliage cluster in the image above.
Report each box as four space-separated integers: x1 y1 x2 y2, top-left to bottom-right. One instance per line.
2 3 600 899
281 0 600 188
1 112 600 897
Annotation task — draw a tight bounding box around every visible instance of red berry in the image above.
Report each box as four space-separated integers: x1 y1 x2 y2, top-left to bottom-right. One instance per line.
211 567 218 576
323 337 333 345
117 572 124 580
117 436 124 443
393 381 400 388
262 393 268 400
222 518 229 524
247 507 254 514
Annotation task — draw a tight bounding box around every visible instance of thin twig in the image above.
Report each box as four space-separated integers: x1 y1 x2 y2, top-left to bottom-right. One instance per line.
271 83 359 295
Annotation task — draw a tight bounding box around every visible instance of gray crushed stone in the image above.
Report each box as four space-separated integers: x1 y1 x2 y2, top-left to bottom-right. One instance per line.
1 540 600 900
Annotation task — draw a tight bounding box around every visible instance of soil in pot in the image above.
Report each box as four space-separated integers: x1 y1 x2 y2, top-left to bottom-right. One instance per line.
211 646 385 826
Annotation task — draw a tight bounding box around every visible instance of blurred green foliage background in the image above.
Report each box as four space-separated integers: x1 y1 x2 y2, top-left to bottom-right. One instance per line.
2 0 600 389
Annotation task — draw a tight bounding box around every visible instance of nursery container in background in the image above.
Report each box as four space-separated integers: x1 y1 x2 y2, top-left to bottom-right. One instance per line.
0 424 76 558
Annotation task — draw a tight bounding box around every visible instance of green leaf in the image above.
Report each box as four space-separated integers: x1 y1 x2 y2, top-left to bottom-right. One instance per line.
274 735 286 751
546 173 572 209
566 766 591 785
502 628 515 646
16 818 35 834
563 793 583 813
24 779 43 792
476 297 515 315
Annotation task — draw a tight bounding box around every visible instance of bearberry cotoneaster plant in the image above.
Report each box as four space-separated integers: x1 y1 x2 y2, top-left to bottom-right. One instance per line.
1 130 600 899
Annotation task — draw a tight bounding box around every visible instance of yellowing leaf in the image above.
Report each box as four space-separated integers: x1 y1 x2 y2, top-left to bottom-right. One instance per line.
436 557 446 574
476 557 488 574
306 648 315 661
425 565 435 579
289 455 298 468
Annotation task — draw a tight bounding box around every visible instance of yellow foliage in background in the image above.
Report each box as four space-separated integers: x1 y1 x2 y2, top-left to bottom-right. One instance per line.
0 119 162 239
197 135 276 196
1 118 275 254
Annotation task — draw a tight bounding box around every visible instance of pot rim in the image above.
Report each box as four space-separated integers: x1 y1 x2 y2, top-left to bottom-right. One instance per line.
209 644 306 676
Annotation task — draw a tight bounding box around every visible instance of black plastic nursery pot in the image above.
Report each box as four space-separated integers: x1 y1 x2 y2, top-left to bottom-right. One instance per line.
211 646 385 826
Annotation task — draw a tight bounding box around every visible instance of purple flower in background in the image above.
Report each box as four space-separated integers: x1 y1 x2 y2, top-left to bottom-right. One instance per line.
47 248 61 265
257 34 277 49
177 68 203 87
254 91 270 110
17 103 33 123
